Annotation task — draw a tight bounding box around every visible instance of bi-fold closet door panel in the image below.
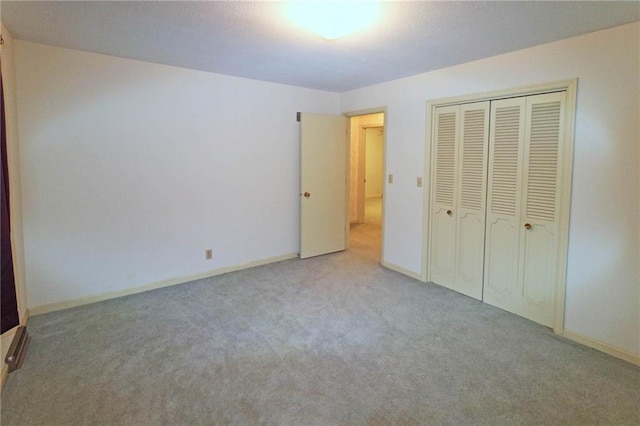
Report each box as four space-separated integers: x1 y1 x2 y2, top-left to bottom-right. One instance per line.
430 101 490 300
518 92 566 326
483 97 527 314
430 105 458 290
484 92 566 327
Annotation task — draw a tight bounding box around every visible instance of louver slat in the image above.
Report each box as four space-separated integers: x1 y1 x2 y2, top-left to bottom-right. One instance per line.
460 109 486 210
490 106 520 216
435 112 457 205
526 102 561 221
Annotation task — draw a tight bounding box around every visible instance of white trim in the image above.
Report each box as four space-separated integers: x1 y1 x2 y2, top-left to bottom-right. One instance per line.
552 80 577 335
421 104 434 283
28 253 298 317
382 260 423 281
343 106 388 118
380 111 388 267
344 115 352 249
563 329 640 366
423 79 578 334
426 79 577 108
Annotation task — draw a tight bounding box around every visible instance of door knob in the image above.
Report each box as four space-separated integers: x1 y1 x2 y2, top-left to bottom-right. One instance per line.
303 192 311 198
524 223 532 230
446 210 453 216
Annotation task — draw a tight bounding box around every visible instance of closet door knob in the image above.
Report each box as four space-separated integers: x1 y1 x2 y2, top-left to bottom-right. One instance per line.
303 192 311 198
524 223 532 230
446 210 453 216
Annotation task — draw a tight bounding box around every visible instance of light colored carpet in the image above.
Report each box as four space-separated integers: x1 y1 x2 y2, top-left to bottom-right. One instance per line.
349 197 383 263
2 198 639 425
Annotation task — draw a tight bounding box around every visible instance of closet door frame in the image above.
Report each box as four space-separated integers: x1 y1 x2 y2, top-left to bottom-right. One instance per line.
422 79 577 335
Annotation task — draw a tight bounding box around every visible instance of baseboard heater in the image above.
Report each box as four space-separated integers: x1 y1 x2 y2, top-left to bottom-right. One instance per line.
5 326 30 372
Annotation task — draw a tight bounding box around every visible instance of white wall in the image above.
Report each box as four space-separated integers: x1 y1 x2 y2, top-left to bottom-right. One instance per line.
14 41 339 311
0 26 29 365
365 127 383 198
340 22 640 356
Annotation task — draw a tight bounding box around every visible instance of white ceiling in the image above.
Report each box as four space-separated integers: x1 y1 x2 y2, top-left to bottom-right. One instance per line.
2 1 638 92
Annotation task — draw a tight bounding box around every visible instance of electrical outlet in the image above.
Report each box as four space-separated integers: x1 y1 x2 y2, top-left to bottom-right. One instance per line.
205 249 213 260
417 177 423 187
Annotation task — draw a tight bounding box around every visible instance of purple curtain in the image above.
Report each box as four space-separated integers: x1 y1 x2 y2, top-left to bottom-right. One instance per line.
1 65 20 334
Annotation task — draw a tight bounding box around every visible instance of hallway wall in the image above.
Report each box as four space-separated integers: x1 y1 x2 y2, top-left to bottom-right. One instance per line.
365 128 383 198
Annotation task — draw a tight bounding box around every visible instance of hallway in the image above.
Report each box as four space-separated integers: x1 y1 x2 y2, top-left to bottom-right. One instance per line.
349 197 382 262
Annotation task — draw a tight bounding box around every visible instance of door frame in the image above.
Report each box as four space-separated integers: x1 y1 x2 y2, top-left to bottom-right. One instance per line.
344 107 388 264
422 79 577 335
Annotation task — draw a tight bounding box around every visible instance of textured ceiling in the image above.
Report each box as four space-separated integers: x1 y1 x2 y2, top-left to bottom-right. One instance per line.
2 1 638 92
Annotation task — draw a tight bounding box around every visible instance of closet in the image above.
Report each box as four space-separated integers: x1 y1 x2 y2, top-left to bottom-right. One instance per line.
428 88 569 328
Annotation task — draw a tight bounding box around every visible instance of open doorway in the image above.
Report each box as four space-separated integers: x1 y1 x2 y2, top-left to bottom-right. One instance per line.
348 113 385 261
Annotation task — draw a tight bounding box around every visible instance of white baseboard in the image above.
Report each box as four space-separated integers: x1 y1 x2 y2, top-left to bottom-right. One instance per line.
381 261 423 281
28 253 298 317
563 329 639 366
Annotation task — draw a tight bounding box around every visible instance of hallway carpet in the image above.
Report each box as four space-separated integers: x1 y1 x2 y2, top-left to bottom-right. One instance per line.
2 199 639 424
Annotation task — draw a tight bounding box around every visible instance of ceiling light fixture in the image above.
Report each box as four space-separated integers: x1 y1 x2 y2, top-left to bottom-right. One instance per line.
284 1 381 40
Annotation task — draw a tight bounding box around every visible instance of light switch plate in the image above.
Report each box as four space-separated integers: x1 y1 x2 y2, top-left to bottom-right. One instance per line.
417 177 423 187
388 174 394 184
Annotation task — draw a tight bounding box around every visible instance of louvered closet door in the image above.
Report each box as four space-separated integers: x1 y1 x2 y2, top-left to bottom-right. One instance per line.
518 92 566 327
484 98 526 313
454 102 490 299
430 102 489 299
484 92 566 327
430 105 459 290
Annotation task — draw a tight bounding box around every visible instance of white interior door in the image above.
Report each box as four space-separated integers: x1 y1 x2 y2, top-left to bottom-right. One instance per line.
484 97 526 313
429 105 459 289
454 102 490 300
429 102 489 300
518 92 566 327
299 113 347 259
